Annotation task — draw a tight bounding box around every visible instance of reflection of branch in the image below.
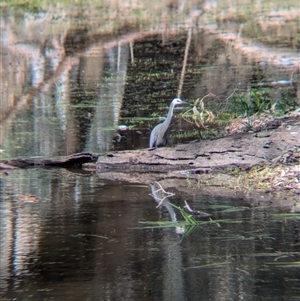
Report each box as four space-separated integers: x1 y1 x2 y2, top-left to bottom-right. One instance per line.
183 200 211 217
130 42 134 65
151 181 175 208
178 28 192 98
221 82 241 111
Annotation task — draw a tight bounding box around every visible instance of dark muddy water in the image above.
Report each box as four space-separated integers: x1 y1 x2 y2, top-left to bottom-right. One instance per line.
1 7 300 301
1 168 299 300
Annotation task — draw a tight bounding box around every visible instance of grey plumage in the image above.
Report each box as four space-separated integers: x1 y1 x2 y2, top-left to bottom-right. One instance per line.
149 98 187 148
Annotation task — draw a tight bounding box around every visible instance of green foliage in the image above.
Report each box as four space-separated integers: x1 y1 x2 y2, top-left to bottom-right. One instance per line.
230 86 298 118
251 88 271 112
168 202 198 225
231 88 272 116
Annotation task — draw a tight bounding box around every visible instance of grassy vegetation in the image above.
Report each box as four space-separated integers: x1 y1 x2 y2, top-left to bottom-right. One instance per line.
168 202 198 225
230 88 298 117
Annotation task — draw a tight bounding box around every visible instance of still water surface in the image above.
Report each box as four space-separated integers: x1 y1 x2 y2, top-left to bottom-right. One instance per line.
1 168 299 300
1 29 298 157
1 5 300 300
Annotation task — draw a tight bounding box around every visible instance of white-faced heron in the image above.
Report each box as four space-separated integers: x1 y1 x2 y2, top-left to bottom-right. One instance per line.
149 98 187 148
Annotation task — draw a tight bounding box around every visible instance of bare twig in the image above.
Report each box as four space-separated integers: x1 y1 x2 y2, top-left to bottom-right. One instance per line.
223 82 240 104
151 181 175 208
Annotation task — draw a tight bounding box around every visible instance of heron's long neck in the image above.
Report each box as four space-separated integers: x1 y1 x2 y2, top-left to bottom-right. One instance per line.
164 102 175 127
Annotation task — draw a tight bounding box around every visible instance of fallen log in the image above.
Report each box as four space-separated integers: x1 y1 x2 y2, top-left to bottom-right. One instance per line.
96 122 300 175
0 152 98 168
1 124 298 175
93 121 299 200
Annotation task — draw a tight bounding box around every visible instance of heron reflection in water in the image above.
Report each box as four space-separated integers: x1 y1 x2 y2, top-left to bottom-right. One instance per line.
149 98 188 148
150 184 185 235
